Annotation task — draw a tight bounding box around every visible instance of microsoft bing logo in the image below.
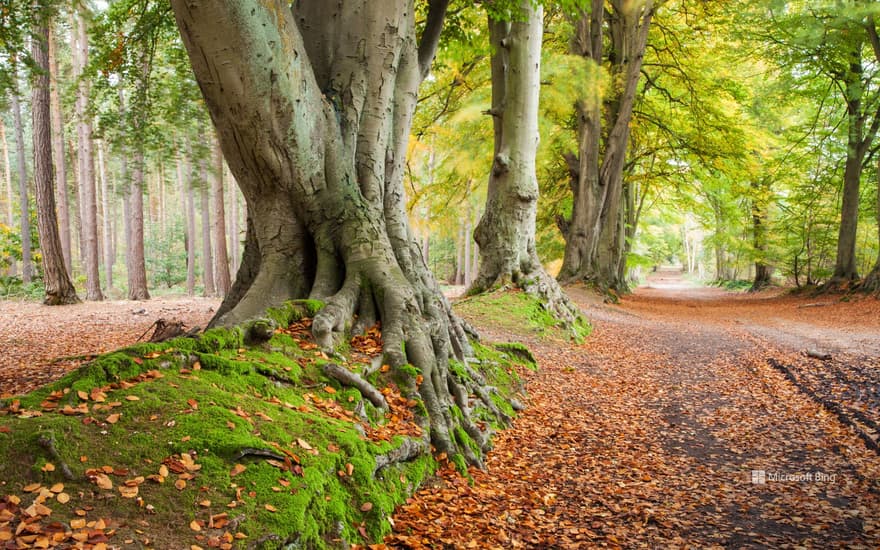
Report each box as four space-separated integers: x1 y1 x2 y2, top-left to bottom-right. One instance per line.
751 470 766 485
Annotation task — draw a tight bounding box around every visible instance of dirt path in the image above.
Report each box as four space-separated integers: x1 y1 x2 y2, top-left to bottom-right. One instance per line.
390 273 880 548
0 297 218 396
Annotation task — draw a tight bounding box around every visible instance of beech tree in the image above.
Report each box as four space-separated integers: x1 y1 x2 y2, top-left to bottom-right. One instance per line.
556 0 654 291
171 0 514 464
473 0 581 329
31 4 80 305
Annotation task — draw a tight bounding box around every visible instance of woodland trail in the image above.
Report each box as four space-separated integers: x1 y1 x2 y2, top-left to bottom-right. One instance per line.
389 272 880 548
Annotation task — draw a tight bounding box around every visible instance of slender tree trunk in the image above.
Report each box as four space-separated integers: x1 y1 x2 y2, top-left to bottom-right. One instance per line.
98 140 114 290
199 174 215 297
472 0 581 329
127 149 150 300
557 0 653 292
11 78 33 283
184 150 196 295
73 7 103 300
211 137 231 294
750 178 772 291
1 120 12 231
228 166 240 274
172 0 510 470
31 9 80 305
862 161 880 291
48 24 72 276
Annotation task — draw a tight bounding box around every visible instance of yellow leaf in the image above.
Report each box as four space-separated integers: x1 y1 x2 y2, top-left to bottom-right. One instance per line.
49 483 64 493
41 463 55 472
125 395 140 401
264 504 277 512
189 520 202 532
56 493 70 504
94 474 113 490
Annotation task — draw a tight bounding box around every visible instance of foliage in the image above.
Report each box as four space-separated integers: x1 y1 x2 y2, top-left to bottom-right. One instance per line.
144 218 187 288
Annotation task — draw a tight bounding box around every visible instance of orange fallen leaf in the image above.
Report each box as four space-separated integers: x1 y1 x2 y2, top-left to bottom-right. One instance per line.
189 520 202 532
106 413 121 424
56 493 70 504
264 504 277 512
175 479 187 490
360 502 373 512
230 464 247 477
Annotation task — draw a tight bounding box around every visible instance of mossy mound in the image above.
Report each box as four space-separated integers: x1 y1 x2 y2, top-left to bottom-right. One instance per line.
0 301 530 549
455 288 591 343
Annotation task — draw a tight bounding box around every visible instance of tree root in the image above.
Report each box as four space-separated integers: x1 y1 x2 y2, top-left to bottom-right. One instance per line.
322 363 387 409
373 437 429 475
37 435 75 480
231 448 287 462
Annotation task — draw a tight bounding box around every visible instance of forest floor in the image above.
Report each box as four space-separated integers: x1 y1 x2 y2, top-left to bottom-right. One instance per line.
389 271 880 548
2 276 880 548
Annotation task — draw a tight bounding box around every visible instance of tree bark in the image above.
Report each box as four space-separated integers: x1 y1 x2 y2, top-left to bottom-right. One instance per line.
171 0 502 467
862 160 880 292
199 174 215 297
1 120 12 236
185 155 196 295
227 164 240 274
472 1 582 330
557 0 653 292
73 7 103 301
48 23 72 276
11 76 33 283
126 148 150 300
211 137 231 295
750 178 773 291
97 140 114 290
31 9 80 305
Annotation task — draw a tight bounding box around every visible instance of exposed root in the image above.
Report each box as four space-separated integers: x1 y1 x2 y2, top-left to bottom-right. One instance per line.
373 437 429 475
322 363 387 409
37 435 75 481
231 448 287 462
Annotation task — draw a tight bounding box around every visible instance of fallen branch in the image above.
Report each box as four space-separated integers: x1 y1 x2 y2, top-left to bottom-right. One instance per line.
322 363 387 409
804 349 832 361
137 318 200 343
37 434 75 480
798 302 833 309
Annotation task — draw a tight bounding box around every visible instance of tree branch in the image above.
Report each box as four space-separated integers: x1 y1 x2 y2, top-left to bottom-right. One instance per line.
417 0 450 80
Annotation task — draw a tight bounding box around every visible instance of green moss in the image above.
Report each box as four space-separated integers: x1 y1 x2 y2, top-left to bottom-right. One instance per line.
265 299 325 327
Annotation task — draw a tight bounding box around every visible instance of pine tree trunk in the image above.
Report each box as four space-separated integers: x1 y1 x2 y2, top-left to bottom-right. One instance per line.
557 0 653 292
126 149 150 300
211 137 231 294
48 23 72 276
98 140 114 290
73 8 103 301
1 120 12 234
10 76 33 284
172 0 508 467
472 1 581 330
199 176 215 297
228 166 240 274
185 153 196 295
31 10 80 305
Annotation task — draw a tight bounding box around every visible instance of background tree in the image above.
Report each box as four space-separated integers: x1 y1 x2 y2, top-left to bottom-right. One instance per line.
31 1 79 305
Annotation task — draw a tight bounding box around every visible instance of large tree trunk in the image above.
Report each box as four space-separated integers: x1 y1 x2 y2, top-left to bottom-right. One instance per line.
31 10 80 305
48 23 72 276
172 0 506 466
73 8 104 301
557 0 653 292
472 1 581 330
211 137 231 295
1 120 12 237
228 165 240 274
185 160 197 295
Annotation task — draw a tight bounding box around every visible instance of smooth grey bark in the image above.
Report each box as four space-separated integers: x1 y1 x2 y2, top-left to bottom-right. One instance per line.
11 79 33 283
73 7 103 301
211 138 231 295
228 166 240 275
472 1 581 331
31 12 80 305
1 120 12 235
48 24 72 276
172 0 501 468
862 161 880 292
557 0 653 292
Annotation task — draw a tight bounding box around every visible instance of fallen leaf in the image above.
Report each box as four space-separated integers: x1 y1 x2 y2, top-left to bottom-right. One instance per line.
230 464 246 477
106 413 121 424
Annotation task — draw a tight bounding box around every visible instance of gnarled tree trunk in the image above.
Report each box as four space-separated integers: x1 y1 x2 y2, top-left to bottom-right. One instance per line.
472 1 581 331
172 0 503 466
557 0 653 292
31 8 80 305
